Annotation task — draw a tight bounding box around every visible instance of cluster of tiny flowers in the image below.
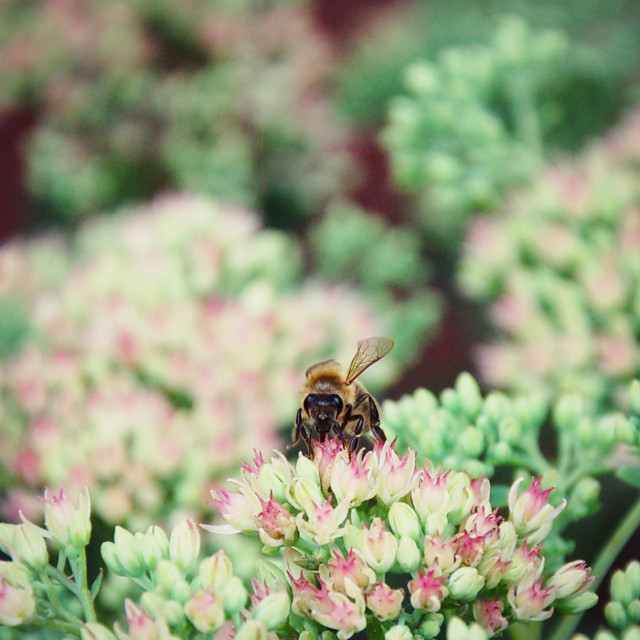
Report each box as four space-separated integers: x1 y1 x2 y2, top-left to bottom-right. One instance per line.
0 1 355 221
382 372 639 549
0 195 394 530
99 518 289 640
573 561 640 640
382 16 569 240
459 104 640 410
0 488 92 629
208 438 597 639
0 486 287 640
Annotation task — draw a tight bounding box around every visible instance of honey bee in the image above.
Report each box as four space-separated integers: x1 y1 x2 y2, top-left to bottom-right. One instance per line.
290 336 394 454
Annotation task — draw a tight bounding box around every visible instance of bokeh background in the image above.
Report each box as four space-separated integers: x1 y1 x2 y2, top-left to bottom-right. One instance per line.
1 0 640 634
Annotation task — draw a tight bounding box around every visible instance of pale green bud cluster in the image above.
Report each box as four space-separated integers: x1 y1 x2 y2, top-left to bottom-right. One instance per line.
384 372 639 569
381 15 579 241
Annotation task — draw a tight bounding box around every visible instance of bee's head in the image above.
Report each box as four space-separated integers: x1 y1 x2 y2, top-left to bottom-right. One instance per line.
304 393 343 433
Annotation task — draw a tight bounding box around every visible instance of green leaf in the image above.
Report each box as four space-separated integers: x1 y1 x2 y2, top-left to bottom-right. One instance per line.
616 464 640 488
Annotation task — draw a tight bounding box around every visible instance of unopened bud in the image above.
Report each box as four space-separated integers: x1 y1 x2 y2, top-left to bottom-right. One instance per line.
235 619 268 640
169 519 200 573
554 394 584 432
611 569 634 606
200 550 234 592
384 624 415 640
460 426 484 457
155 559 190 603
142 526 170 571
101 541 125 575
184 589 226 633
113 527 144 577
222 576 248 613
605 601 626 629
628 380 640 415
396 536 421 573
419 614 444 639
69 510 92 548
252 592 290 629
556 591 598 614
80 623 117 640
12 524 48 571
0 562 36 626
456 373 482 419
388 502 421 540
447 567 485 601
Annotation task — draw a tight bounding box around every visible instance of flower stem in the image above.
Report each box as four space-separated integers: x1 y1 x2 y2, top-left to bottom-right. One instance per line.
68 550 98 623
548 494 640 640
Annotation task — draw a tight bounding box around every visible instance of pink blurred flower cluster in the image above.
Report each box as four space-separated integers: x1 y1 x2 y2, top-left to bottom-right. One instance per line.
0 195 392 529
460 105 640 408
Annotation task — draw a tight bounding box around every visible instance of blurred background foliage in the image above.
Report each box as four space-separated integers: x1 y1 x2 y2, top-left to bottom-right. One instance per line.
1 0 640 633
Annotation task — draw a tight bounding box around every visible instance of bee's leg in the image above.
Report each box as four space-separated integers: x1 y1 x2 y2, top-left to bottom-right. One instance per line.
348 415 365 454
288 408 304 449
365 394 386 444
337 404 353 447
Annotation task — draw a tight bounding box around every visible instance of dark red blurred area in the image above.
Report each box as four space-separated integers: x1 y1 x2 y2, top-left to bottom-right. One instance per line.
0 109 36 240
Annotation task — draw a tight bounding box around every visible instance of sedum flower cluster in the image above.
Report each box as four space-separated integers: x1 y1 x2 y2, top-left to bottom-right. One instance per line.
0 0 354 224
459 105 640 411
0 194 405 531
0 486 290 640
383 372 640 566
382 16 569 240
207 438 597 639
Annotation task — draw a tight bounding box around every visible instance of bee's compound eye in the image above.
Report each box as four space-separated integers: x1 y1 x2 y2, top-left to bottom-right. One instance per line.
329 394 343 415
303 394 317 415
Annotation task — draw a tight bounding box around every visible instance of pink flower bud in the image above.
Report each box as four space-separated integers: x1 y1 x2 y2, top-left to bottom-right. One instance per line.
323 549 375 594
311 436 343 493
330 449 377 506
375 442 417 504
423 534 459 574
507 573 557 622
296 497 349 546
408 568 448 612
355 518 398 573
548 560 594 600
115 599 171 640
473 598 508 637
255 494 297 547
0 562 36 626
411 470 451 523
366 582 404 621
508 478 566 545
252 591 290 630
209 483 262 532
184 589 226 633
41 487 91 549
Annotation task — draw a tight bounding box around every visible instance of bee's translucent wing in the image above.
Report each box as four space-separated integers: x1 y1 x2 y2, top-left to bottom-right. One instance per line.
345 337 394 384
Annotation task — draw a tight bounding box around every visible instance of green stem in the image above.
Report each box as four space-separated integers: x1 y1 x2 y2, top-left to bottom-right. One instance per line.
68 550 98 623
367 616 386 640
31 614 82 635
41 568 83 625
547 494 640 640
504 74 543 160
